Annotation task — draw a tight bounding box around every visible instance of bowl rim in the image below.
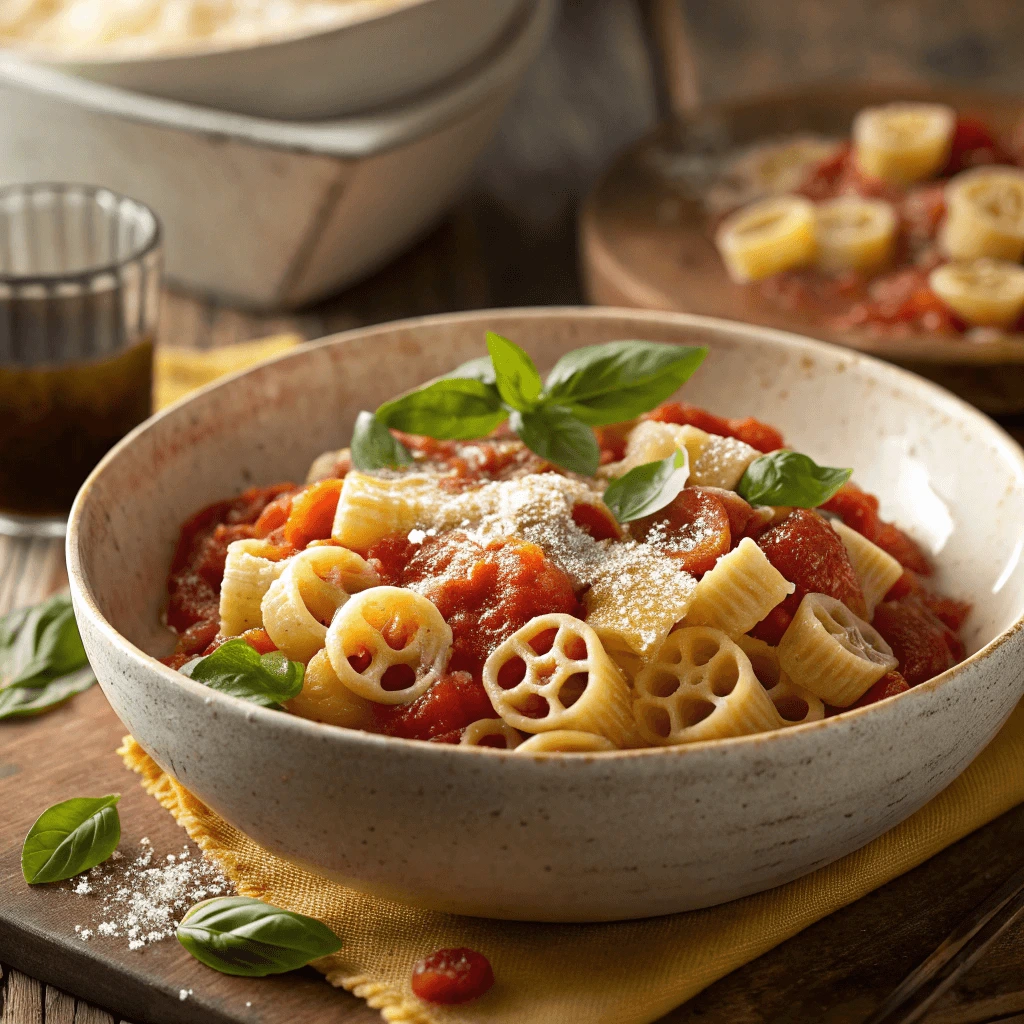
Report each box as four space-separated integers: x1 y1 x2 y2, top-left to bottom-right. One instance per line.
66 306 1024 763
3 0 442 66
0 0 549 159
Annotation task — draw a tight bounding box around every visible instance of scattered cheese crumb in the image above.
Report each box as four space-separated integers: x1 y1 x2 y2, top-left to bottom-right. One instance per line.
179 989 193 1001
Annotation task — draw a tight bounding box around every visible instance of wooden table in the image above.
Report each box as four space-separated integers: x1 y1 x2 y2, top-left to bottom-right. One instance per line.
7 1 1024 1020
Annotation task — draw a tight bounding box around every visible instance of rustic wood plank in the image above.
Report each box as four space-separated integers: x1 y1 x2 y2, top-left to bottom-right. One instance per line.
73 1003 115 1024
45 985 76 1023
2 970 43 1024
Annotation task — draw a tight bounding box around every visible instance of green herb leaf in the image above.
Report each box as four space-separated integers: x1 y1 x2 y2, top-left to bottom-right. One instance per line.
543 341 708 426
486 331 542 412
376 378 506 441
603 449 689 524
737 450 853 508
511 406 601 476
350 411 413 472
443 355 496 385
22 795 120 884
177 896 342 977
0 666 96 721
182 639 304 709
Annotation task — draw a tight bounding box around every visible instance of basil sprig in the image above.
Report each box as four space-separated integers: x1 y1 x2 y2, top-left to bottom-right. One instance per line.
0 593 96 721
22 794 121 884
351 410 412 472
738 450 852 508
181 639 304 710
360 332 707 475
603 450 689 524
177 896 342 977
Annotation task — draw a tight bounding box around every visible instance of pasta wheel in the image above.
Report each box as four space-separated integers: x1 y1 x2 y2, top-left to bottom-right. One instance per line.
685 538 795 637
261 546 380 663
633 627 781 745
778 593 898 706
218 538 289 637
326 586 452 705
459 719 523 750
830 519 903 616
285 648 375 730
482 614 638 745
735 635 824 727
516 731 617 753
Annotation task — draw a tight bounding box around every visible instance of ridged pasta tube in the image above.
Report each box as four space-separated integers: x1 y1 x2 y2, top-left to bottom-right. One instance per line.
219 538 290 637
830 520 903 616
689 433 760 490
735 635 824 727
852 102 955 185
326 586 452 705
685 538 795 637
814 197 897 274
715 195 817 282
459 719 523 750
482 613 638 745
261 546 380 663
929 259 1024 328
941 167 1024 262
286 648 375 730
516 730 617 753
778 593 898 706
633 627 781 745
331 472 439 552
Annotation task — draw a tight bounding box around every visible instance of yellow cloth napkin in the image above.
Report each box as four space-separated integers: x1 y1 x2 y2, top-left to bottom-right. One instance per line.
154 335 302 411
120 701 1024 1024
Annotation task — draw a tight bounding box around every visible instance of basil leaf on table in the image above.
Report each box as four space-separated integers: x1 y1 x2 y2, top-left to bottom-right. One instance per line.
603 450 689 524
177 896 343 977
443 355 496 385
486 331 542 412
350 410 413 472
511 406 601 477
182 639 304 710
0 594 95 722
542 341 708 426
22 795 121 884
738 450 853 508
376 378 506 440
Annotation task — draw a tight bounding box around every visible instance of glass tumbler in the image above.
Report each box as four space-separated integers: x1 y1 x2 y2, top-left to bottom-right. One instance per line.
0 183 162 537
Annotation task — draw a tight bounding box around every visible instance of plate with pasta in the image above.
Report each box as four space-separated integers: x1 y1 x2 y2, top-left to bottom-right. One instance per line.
68 309 1024 921
581 83 1024 414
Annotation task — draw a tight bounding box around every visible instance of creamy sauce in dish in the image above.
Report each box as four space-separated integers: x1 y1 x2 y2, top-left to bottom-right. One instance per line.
0 0 409 55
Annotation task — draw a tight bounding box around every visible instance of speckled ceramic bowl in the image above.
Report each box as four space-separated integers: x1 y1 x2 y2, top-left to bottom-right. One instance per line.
67 309 1024 922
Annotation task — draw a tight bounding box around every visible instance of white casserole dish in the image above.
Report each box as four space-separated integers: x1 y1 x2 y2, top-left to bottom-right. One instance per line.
2 0 525 120
0 0 551 309
67 308 1024 922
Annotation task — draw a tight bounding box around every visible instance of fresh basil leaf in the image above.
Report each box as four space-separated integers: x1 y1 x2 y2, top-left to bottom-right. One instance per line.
1 593 88 688
738 450 853 508
511 406 601 476
376 378 506 440
603 450 689 524
22 794 120 884
543 341 708 426
177 896 342 977
183 639 304 709
486 331 542 412
0 666 95 721
350 411 413 472
443 355 496 385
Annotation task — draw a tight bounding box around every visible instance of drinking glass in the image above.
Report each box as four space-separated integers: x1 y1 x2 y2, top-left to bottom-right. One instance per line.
0 183 162 537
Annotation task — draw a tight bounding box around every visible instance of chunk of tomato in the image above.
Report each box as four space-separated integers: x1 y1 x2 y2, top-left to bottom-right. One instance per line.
374 671 494 742
411 948 494 1005
628 488 731 576
872 597 964 686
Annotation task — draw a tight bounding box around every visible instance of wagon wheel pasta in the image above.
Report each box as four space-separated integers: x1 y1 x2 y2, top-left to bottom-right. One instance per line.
261 545 380 663
516 731 617 753
778 593 898 706
459 719 523 750
830 519 903 616
326 586 452 705
219 538 290 637
482 614 637 746
735 635 824 727
685 538 795 637
633 627 781 745
285 648 375 730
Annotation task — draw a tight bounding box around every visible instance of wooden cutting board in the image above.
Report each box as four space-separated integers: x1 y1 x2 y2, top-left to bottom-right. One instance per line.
5 549 1024 1024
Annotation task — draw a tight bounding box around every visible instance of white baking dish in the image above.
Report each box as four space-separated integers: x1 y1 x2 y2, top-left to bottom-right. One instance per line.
0 0 551 310
2 0 525 120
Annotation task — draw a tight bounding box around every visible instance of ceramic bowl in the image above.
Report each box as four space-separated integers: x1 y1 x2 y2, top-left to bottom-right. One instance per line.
0 0 550 309
5 0 524 120
67 308 1024 923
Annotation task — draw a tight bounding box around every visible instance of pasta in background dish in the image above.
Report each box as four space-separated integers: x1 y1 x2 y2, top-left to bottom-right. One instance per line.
161 334 970 752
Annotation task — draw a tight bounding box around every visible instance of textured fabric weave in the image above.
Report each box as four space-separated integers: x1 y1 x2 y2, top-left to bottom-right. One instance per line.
122 703 1024 1024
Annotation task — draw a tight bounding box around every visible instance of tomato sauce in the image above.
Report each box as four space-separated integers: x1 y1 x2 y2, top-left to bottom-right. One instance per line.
628 488 732 576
